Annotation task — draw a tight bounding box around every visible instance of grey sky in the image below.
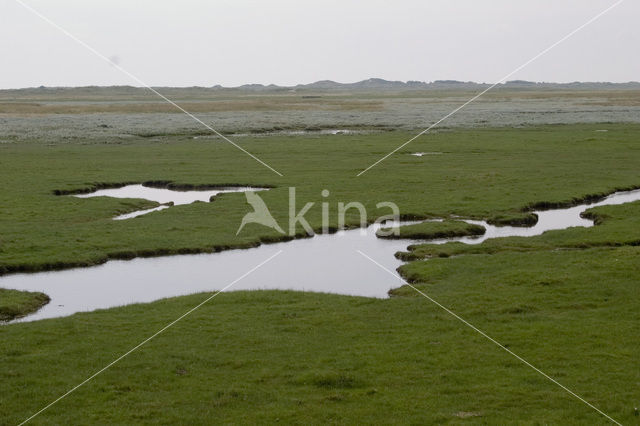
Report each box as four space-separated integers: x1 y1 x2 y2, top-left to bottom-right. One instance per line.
1 0 637 89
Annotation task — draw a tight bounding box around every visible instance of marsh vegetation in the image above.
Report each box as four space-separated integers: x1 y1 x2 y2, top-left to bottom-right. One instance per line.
1 86 640 423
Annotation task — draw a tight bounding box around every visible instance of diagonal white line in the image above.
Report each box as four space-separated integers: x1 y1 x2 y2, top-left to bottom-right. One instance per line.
356 249 622 425
356 0 626 176
13 0 283 177
18 250 283 426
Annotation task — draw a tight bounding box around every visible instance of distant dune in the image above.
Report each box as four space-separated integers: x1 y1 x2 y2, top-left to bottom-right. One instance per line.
232 78 640 91
3 78 640 95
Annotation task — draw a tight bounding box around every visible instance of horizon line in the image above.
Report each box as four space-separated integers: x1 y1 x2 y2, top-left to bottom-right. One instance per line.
2 78 640 92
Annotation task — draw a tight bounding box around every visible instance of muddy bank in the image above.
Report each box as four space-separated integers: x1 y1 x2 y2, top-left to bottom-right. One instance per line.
522 184 640 211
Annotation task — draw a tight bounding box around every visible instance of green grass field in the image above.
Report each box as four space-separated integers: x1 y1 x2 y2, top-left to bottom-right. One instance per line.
1 122 640 424
1 123 639 273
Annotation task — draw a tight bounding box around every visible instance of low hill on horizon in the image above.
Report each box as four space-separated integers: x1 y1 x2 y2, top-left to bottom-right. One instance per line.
3 78 640 96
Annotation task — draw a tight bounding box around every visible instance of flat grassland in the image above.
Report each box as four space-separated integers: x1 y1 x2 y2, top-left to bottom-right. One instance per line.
2 124 639 274
1 88 639 424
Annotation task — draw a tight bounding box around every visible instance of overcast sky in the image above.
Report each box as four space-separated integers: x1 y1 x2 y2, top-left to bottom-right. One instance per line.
1 0 638 89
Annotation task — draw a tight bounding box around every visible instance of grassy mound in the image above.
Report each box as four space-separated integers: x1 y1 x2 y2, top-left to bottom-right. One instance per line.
0 289 50 321
377 220 486 240
487 212 538 226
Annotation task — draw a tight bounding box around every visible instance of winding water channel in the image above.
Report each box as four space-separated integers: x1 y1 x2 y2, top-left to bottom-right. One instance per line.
2 187 640 322
74 184 269 219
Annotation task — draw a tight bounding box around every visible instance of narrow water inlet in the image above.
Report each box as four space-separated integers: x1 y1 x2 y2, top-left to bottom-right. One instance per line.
2 189 640 322
409 152 443 157
73 184 270 219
